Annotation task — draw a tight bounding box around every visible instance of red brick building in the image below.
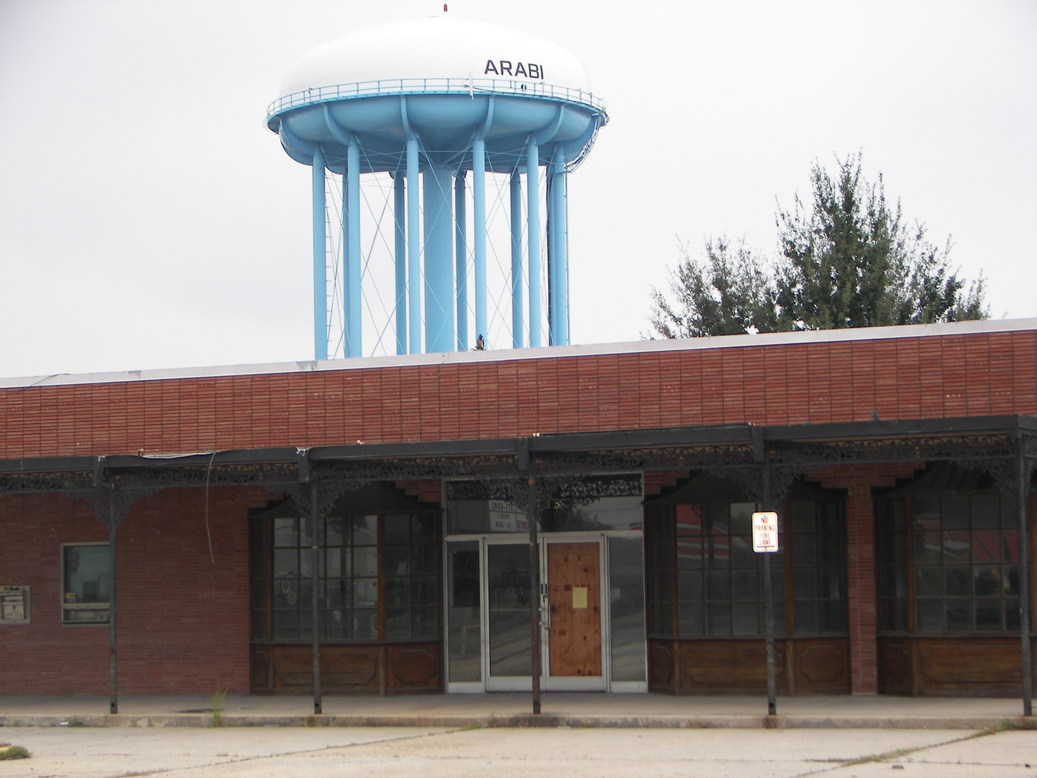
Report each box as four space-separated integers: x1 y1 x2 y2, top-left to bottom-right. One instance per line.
1 319 1034 708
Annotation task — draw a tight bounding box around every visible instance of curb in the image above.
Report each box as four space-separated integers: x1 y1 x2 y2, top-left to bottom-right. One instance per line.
2 713 1031 731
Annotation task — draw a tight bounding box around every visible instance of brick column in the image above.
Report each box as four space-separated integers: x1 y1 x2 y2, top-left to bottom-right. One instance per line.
845 477 878 693
821 463 917 694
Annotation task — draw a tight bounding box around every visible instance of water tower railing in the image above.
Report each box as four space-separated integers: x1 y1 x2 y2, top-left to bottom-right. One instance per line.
267 77 607 121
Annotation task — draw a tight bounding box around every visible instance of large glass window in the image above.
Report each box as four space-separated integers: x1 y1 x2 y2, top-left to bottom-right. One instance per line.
608 536 647 682
878 481 1021 635
254 510 438 643
446 541 481 682
790 500 846 635
62 543 110 624
647 483 846 639
668 502 785 637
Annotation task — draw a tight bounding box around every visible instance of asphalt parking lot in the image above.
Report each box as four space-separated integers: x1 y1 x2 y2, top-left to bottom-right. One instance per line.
2 725 1036 777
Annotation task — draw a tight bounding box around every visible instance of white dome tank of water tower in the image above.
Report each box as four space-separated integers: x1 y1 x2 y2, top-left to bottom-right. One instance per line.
267 11 607 359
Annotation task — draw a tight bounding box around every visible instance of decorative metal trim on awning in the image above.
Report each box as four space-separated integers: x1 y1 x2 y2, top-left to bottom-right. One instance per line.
1 414 1035 497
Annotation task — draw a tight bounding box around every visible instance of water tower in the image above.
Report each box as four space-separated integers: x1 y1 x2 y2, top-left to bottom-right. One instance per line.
267 11 607 359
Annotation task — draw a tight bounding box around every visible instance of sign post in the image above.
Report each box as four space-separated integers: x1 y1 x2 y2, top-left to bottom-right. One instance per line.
753 511 780 716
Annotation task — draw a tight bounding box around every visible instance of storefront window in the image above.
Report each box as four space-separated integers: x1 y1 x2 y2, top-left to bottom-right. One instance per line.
668 502 786 637
254 510 438 643
446 541 481 682
878 478 1020 635
609 536 647 681
646 481 846 639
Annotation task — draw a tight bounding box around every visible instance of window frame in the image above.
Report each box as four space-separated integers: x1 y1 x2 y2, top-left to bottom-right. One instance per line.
252 510 440 644
877 489 1021 636
647 491 847 640
61 542 111 625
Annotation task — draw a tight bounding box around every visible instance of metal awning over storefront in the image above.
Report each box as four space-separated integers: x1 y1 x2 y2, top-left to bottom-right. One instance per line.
2 414 1035 718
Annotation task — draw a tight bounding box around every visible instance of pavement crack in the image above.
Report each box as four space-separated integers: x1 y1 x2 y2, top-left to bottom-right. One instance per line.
113 728 467 777
787 730 999 776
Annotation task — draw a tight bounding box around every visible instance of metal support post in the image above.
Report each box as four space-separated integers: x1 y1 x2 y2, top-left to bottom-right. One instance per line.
344 139 362 358
526 140 541 347
107 493 119 715
393 174 407 355
455 171 467 351
406 133 421 354
311 146 328 360
1017 436 1033 717
521 440 541 715
309 479 322 715
510 172 523 348
761 461 777 717
547 154 568 345
472 136 488 344
424 164 454 353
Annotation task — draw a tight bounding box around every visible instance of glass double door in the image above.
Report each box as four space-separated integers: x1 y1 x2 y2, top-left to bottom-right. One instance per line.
446 533 645 693
486 538 605 691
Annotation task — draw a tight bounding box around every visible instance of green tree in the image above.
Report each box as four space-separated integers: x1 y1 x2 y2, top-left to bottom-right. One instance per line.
775 153 986 329
650 238 779 338
650 154 987 338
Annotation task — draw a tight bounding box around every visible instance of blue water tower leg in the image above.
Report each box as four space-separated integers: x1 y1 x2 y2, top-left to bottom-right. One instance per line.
406 135 421 354
510 171 524 348
393 174 407 355
455 171 467 351
311 146 328 361
345 139 362 358
424 165 454 353
473 137 488 345
526 140 542 348
548 155 569 345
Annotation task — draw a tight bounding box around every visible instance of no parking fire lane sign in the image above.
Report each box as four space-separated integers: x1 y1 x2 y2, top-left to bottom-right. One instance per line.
751 511 779 553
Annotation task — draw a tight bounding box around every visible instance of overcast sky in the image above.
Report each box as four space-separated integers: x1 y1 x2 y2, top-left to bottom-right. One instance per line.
1 0 1035 379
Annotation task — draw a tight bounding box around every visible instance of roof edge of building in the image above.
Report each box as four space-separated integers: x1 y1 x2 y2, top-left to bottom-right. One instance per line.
4 317 1035 390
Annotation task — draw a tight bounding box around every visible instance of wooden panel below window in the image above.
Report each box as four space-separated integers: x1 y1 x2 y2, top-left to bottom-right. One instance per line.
790 639 850 694
387 644 442 693
321 646 381 692
681 640 786 693
878 637 1036 697
877 638 914 695
648 641 676 692
252 643 442 695
648 638 849 695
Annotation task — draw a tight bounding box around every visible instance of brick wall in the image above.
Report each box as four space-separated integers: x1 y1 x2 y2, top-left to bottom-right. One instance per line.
2 325 1035 696
2 329 1034 460
0 488 269 695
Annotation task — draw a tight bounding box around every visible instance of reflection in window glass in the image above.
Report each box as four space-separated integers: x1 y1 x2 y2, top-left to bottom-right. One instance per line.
673 502 781 637
62 544 110 624
254 510 438 643
447 542 481 682
487 544 531 676
609 537 646 682
445 476 642 535
648 492 844 639
878 476 1019 635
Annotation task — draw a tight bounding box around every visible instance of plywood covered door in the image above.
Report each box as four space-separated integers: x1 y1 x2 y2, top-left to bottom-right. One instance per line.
546 542 602 678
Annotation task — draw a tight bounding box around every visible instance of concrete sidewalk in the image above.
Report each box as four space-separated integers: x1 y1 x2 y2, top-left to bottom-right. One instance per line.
1 693 1033 730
